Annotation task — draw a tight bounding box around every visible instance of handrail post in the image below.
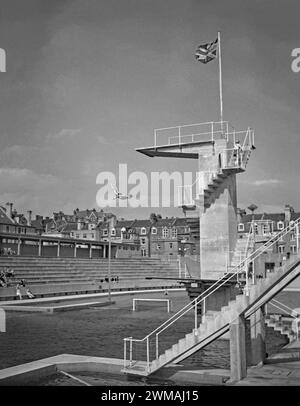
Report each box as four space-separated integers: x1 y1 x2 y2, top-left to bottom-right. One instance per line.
245 259 249 296
124 339 127 369
130 338 133 367
154 130 157 148
146 336 150 372
156 334 159 359
179 126 181 145
194 299 198 334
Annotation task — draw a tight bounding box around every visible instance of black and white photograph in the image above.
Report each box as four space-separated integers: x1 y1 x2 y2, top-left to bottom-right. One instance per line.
0 0 300 393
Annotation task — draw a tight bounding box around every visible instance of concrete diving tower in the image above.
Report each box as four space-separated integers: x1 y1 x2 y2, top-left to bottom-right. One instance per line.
136 121 255 281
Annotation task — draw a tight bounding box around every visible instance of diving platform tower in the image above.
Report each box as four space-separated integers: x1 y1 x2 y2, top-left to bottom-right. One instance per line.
137 120 255 281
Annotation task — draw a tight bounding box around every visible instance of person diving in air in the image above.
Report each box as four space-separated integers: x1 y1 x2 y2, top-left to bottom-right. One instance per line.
111 184 132 200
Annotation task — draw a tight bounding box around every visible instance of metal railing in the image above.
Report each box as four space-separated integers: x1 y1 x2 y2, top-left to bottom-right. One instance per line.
153 121 255 150
124 218 300 372
153 121 234 147
267 298 300 340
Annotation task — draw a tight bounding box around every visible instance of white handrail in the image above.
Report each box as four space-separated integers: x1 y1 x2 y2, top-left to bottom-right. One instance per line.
124 218 300 367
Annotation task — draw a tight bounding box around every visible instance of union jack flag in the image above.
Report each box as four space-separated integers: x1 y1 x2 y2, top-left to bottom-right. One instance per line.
195 37 218 64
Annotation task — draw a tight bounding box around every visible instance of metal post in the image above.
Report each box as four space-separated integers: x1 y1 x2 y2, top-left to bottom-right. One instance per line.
194 299 198 333
74 243 77 258
146 336 150 372
130 338 133 367
124 340 127 369
57 242 60 258
156 334 159 359
218 31 224 128
108 219 112 302
179 126 181 145
296 222 299 253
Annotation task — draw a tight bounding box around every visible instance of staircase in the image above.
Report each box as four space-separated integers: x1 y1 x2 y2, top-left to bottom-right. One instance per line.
179 132 255 214
123 219 300 376
265 314 296 342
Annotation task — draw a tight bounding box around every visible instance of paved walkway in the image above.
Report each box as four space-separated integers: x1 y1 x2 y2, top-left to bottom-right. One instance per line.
234 340 300 385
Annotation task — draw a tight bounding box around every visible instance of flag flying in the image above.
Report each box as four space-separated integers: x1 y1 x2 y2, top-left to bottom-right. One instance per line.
195 37 218 64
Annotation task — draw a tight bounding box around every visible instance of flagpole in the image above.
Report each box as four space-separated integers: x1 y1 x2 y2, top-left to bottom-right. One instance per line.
218 31 224 129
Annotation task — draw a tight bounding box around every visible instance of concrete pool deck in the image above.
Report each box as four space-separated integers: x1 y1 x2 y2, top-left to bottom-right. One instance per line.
0 353 231 386
0 287 184 312
2 341 300 386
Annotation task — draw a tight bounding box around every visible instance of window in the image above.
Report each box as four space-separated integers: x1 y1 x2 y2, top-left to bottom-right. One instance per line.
291 233 296 241
141 227 147 235
75 234 80 238
83 234 87 238
238 223 244 232
141 248 147 257
262 224 269 235
151 227 157 235
103 229 108 236
169 243 173 249
111 228 116 236
6 226 9 232
162 227 169 238
171 228 177 238
157 244 161 250
277 221 284 230
291 245 297 253
141 238 146 245
254 224 259 234
278 245 285 253
91 233 95 239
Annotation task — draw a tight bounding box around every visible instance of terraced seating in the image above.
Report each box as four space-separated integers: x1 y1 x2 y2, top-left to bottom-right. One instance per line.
0 256 181 300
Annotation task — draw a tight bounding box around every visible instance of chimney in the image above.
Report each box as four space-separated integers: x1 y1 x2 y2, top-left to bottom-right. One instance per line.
27 210 32 226
237 208 246 223
6 202 13 218
284 204 294 223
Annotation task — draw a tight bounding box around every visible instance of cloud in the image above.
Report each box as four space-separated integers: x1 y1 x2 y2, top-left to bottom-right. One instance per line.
241 179 282 187
46 128 81 140
0 167 58 193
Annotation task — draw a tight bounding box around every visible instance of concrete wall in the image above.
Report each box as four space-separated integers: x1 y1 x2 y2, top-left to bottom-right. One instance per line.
198 139 238 279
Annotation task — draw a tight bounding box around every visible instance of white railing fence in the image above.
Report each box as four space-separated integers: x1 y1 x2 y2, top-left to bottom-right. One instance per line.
124 218 300 370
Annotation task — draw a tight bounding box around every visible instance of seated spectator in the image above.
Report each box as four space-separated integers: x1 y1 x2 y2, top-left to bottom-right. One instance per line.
26 287 35 299
20 279 26 287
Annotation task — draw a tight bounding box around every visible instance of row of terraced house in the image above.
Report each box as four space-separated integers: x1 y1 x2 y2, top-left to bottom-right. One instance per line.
0 203 200 258
237 204 300 276
1 201 299 263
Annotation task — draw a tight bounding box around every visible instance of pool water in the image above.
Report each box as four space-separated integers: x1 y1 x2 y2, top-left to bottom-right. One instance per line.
0 290 288 385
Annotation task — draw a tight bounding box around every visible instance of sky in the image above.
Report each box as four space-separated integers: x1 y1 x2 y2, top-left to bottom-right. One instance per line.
0 0 299 219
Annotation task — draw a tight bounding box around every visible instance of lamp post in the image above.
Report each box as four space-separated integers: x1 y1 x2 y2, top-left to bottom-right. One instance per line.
107 216 116 303
248 204 258 284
